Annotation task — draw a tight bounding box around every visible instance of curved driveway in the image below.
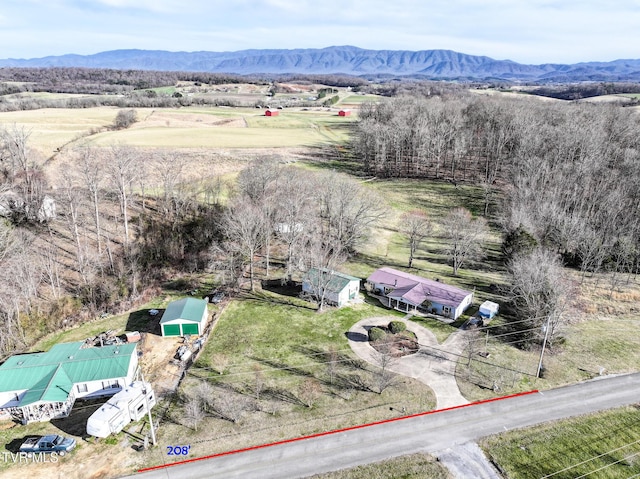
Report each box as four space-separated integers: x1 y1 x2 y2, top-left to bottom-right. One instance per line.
347 315 469 408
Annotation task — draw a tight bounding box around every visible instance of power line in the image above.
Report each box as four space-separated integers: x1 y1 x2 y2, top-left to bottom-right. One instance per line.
574 451 640 479
540 439 640 478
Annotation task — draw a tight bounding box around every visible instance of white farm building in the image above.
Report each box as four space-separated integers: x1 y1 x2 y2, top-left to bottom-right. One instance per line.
302 268 361 307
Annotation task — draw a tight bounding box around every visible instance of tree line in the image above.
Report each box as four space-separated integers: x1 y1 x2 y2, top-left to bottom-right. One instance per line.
217 160 384 308
354 93 640 344
0 123 387 354
0 67 369 97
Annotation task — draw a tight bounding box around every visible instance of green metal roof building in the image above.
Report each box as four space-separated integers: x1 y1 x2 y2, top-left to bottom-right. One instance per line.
302 268 361 307
160 297 209 337
0 341 138 424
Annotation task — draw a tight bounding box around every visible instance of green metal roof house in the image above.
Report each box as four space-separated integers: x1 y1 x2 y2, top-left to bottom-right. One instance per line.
302 268 361 307
160 298 209 337
0 341 138 424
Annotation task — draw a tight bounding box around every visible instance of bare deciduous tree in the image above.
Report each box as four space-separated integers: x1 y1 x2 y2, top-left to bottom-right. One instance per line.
211 353 230 375
274 168 315 278
298 378 322 408
40 233 62 300
316 171 384 253
106 145 140 250
326 346 339 385
399 210 432 268
253 364 265 401
0 125 48 222
301 236 347 311
76 147 105 256
194 381 214 408
441 207 488 276
152 151 186 222
371 334 398 394
213 389 252 423
236 158 279 204
508 248 569 344
0 226 41 355
223 197 266 291
61 167 92 285
113 109 137 129
184 395 205 431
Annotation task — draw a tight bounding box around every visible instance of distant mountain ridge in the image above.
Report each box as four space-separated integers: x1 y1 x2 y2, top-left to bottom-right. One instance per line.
2 46 640 81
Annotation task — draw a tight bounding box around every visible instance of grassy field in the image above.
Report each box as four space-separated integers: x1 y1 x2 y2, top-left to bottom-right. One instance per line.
342 178 506 307
480 406 640 479
0 107 118 154
340 94 384 104
131 294 435 470
0 105 356 152
88 124 330 148
309 453 449 478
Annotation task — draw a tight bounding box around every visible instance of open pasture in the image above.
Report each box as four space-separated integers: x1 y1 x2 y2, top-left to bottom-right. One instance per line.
84 107 355 148
0 106 118 154
480 406 640 479
0 105 356 152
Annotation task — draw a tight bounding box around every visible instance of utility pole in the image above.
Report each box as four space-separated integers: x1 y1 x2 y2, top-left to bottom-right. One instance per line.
536 316 551 378
140 372 157 447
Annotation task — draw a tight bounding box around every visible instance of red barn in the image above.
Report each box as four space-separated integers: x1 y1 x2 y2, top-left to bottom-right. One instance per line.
265 109 279 116
338 109 351 117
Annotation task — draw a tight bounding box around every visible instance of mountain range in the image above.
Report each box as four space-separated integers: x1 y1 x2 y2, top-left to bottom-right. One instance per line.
2 46 640 81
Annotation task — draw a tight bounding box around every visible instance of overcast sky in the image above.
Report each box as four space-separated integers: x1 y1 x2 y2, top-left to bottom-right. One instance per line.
2 0 638 64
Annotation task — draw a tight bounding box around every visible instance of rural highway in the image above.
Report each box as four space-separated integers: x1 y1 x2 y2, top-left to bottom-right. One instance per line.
126 373 640 479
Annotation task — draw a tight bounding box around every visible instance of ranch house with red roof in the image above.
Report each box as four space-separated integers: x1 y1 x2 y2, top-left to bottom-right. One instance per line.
365 267 473 320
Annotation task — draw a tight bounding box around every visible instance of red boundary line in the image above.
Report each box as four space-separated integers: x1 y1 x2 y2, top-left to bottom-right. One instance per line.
137 389 538 473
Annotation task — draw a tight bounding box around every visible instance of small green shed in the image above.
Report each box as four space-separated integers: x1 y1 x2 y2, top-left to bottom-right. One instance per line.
160 298 209 337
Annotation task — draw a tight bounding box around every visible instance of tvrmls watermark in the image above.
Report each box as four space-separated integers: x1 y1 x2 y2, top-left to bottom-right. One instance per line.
1 451 65 463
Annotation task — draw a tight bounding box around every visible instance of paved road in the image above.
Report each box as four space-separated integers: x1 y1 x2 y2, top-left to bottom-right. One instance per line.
126 372 640 479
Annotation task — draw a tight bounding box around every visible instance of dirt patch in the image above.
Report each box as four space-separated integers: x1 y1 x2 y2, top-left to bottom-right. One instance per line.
277 83 316 93
133 110 247 130
139 331 184 396
370 329 419 357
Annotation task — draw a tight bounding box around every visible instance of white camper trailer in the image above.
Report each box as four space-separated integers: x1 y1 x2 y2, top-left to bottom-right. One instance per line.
86 381 156 438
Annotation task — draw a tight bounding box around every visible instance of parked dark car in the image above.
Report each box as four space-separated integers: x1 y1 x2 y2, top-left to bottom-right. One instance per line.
204 291 225 304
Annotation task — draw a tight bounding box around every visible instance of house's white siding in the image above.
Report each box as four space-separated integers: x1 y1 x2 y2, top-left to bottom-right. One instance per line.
302 276 360 307
75 377 126 399
452 293 474 320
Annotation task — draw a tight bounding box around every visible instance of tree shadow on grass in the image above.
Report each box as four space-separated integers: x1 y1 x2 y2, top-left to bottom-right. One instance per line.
334 372 373 393
260 279 302 298
351 252 408 272
239 290 317 311
293 345 367 370
262 386 306 408
249 356 315 380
